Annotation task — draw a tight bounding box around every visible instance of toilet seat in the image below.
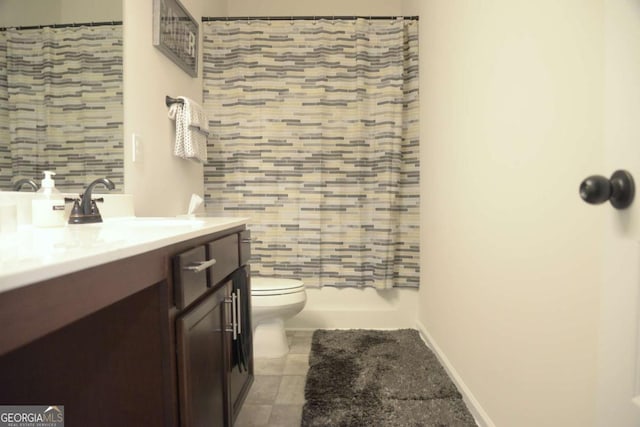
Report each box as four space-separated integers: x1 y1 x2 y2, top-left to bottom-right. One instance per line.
251 277 305 296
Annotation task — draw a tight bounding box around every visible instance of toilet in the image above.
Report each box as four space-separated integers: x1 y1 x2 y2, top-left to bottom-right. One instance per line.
251 277 307 358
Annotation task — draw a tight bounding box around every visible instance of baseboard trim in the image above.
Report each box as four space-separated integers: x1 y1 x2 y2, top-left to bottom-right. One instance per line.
415 320 496 427
285 309 416 330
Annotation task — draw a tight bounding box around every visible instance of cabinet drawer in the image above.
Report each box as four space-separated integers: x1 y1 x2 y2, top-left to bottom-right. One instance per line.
207 234 239 287
173 246 208 310
239 230 251 266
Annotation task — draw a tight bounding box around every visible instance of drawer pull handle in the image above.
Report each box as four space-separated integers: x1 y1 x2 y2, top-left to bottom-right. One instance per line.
241 238 254 243
184 258 217 273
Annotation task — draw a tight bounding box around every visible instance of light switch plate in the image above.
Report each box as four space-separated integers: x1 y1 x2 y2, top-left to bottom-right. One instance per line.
132 133 143 163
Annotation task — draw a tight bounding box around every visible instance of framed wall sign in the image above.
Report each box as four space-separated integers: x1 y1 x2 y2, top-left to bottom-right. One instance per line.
153 0 198 77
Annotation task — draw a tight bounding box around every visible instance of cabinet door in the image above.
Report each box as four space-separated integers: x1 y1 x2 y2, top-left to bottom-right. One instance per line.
176 285 229 427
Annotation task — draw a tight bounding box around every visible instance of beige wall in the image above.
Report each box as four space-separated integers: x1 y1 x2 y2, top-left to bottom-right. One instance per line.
0 0 122 26
226 0 408 16
0 0 58 26
418 0 604 425
123 0 225 216
59 0 122 22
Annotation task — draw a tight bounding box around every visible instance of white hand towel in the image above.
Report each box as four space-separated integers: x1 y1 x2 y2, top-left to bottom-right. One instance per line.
168 96 209 163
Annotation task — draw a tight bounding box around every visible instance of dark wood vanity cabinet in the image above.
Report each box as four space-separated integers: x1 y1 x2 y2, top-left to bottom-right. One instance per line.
0 225 252 427
173 230 253 427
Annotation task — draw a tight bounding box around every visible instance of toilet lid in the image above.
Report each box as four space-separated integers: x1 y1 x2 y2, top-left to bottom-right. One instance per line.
251 277 305 296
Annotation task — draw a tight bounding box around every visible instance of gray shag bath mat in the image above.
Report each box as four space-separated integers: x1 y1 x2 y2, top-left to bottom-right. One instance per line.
302 329 476 427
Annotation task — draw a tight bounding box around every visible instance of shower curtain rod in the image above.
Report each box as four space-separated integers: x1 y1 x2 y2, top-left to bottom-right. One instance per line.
203 15 419 22
0 21 122 32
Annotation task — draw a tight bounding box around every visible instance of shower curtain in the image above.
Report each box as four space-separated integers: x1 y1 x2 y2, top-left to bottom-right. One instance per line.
0 24 123 191
0 31 9 190
203 18 419 289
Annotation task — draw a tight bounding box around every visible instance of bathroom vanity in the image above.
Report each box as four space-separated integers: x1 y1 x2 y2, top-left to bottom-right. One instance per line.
0 217 253 426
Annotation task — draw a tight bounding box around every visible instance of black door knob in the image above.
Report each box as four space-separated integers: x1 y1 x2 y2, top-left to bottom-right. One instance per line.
579 170 635 209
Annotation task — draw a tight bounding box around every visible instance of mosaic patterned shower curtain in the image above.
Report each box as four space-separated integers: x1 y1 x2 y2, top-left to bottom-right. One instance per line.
0 30 9 189
0 25 123 190
203 18 419 289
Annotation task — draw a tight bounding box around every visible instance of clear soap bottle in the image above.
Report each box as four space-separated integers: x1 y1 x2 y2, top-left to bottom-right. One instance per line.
32 171 66 227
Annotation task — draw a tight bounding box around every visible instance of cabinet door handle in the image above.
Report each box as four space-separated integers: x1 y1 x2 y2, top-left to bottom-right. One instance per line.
224 297 235 334
183 258 217 273
231 292 238 341
236 288 242 336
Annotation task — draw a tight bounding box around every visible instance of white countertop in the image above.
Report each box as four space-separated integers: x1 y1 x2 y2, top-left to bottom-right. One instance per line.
0 216 249 294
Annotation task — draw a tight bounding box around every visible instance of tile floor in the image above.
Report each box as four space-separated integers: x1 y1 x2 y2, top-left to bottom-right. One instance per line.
235 330 314 427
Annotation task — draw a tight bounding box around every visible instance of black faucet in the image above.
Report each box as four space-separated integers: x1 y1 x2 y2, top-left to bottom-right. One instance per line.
13 178 39 192
68 178 115 224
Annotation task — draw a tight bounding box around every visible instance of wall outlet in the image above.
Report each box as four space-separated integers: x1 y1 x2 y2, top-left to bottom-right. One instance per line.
132 133 143 163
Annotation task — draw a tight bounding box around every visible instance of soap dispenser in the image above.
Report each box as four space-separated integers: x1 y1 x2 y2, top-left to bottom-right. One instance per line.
32 171 66 227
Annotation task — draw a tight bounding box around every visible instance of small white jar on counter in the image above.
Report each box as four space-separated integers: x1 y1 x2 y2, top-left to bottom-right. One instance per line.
0 192 17 233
